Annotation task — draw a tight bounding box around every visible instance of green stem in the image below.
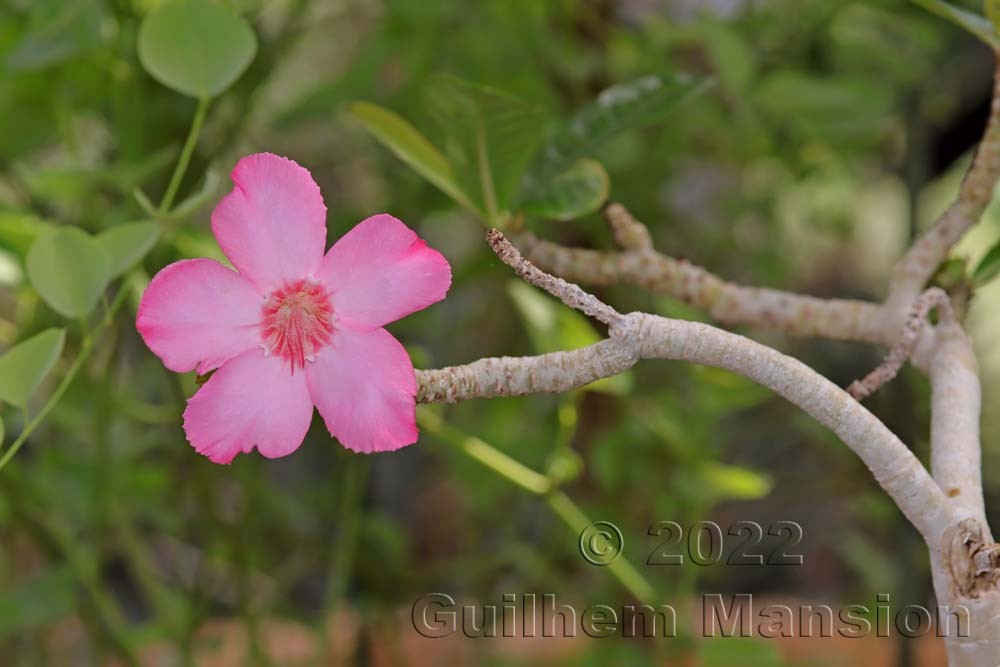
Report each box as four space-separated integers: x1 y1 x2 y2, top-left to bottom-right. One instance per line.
546 491 657 604
416 407 550 494
158 97 210 214
324 457 370 605
554 393 580 451
0 283 131 472
417 407 658 604
319 457 370 665
475 124 499 226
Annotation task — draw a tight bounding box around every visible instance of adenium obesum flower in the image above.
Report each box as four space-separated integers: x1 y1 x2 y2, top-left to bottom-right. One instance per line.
136 153 451 463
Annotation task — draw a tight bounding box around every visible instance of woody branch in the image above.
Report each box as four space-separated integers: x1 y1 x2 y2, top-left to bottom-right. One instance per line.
417 231 956 546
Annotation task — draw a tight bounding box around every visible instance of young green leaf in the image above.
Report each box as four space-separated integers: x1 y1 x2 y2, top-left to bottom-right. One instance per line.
518 158 610 221
538 74 713 168
348 101 477 214
973 241 1000 287
910 0 999 48
424 74 546 225
137 0 258 99
0 328 65 408
27 227 111 318
96 221 161 278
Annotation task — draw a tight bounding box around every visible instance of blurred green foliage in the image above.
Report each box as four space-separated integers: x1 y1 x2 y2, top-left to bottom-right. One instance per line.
0 0 998 665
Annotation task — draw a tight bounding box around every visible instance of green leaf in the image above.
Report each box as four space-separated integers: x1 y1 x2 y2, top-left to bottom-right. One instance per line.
27 227 111 318
348 102 477 213
700 22 756 93
0 212 52 258
518 158 610 220
15 165 95 206
137 0 258 98
96 221 162 278
100 145 177 191
696 461 772 502
506 281 631 395
911 0 999 48
0 328 65 408
973 241 1000 287
538 74 713 168
0 567 76 639
424 74 546 225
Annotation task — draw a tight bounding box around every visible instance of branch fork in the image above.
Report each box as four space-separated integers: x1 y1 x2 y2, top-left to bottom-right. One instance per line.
414 57 1000 666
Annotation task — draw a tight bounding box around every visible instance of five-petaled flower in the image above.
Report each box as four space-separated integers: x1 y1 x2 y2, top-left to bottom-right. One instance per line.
136 153 451 462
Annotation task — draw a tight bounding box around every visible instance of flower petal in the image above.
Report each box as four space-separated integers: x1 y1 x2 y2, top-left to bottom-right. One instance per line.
211 153 327 292
318 214 450 329
137 258 261 374
306 326 418 453
183 349 313 464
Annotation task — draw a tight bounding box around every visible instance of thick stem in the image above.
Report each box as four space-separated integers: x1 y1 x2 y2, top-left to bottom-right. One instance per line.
930 322 987 529
417 338 637 404
418 311 956 545
428 231 959 544
628 313 957 545
929 528 1000 666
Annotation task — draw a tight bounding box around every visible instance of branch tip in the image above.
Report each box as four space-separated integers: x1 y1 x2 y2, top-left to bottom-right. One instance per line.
604 202 653 251
486 228 622 326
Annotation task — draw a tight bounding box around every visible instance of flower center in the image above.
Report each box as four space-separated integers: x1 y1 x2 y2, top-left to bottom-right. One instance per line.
261 279 334 371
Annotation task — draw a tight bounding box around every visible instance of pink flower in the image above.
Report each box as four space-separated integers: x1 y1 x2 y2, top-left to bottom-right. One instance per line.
136 153 451 463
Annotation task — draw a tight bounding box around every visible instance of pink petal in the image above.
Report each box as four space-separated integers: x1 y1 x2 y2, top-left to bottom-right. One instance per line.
211 153 327 292
137 258 262 374
306 326 418 453
183 349 313 464
318 214 451 330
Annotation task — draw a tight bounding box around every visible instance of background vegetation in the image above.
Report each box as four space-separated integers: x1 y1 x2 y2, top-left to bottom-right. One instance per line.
1 0 999 664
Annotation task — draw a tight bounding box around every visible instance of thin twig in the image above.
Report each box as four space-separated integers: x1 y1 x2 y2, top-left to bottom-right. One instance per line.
848 288 954 400
604 202 653 251
486 228 622 326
